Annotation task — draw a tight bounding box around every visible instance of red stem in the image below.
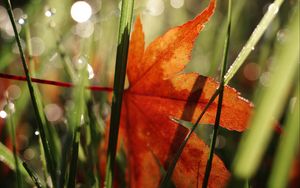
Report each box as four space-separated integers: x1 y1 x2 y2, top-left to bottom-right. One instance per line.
0 73 113 92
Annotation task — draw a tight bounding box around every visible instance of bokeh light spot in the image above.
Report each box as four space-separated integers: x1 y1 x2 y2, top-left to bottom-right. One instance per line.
71 1 92 23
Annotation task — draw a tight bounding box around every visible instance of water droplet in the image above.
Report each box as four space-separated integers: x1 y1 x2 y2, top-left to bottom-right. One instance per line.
71 1 92 23
3 101 15 114
170 0 184 9
17 15 27 25
45 7 56 17
0 110 7 119
259 72 271 86
34 130 40 136
276 30 286 43
87 64 95 79
80 114 85 125
251 46 255 50
268 3 279 15
74 56 88 70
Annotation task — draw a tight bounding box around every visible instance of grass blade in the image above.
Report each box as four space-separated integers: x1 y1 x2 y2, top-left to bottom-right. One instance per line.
5 99 23 188
0 142 27 177
66 63 88 187
202 0 232 186
232 6 299 179
67 128 80 188
104 0 134 187
224 0 284 84
4 0 57 182
23 162 43 188
268 83 299 188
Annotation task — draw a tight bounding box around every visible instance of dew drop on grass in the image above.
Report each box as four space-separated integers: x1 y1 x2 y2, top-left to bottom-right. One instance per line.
259 71 271 87
268 3 279 15
45 7 56 17
0 110 7 119
17 15 27 25
276 29 286 43
34 130 40 136
87 64 95 79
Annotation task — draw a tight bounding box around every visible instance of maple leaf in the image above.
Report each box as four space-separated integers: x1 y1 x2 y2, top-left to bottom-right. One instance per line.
118 0 253 187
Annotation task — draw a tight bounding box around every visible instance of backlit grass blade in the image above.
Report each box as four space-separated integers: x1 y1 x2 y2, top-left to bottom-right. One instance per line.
4 0 57 184
268 84 299 188
0 142 27 177
232 6 299 179
66 64 88 187
6 99 23 188
105 0 134 187
224 0 284 84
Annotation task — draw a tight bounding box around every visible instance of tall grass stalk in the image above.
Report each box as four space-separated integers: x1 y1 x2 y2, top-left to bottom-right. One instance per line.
202 0 232 186
4 0 57 183
0 143 27 176
5 98 23 188
23 162 43 188
105 0 134 187
268 84 299 187
232 6 299 179
224 0 284 84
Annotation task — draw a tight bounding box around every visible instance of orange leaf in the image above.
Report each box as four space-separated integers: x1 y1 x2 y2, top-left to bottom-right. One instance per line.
119 0 253 187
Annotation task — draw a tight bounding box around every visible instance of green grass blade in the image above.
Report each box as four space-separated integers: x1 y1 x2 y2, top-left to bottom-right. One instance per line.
105 0 134 187
209 0 247 75
203 1 232 186
66 63 88 187
224 0 284 84
67 128 80 188
0 142 27 177
23 162 43 188
5 99 23 188
4 0 57 184
232 6 299 179
268 83 299 188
